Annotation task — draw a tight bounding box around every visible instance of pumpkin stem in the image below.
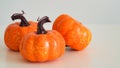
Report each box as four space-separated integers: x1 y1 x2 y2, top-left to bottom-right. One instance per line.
37 16 51 34
11 11 30 26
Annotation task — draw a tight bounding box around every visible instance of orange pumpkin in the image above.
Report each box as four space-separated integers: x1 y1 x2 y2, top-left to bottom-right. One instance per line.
52 14 92 50
4 11 37 51
20 16 65 62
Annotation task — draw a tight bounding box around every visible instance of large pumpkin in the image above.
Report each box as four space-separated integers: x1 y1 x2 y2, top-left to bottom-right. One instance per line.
20 16 65 62
4 11 37 51
52 14 92 50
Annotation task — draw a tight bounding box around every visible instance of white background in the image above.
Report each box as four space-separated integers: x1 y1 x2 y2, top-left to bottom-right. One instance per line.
0 0 120 25
0 0 120 68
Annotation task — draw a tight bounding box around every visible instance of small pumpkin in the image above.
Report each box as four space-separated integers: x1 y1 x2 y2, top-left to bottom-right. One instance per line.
20 16 65 62
52 14 92 50
4 11 37 51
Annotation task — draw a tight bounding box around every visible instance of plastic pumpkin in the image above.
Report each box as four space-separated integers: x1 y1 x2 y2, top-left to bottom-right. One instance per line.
52 14 92 50
20 16 65 62
4 11 37 51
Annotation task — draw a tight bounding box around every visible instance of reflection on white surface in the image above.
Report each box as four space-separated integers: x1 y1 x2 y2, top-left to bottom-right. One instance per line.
3 47 91 68
0 24 120 68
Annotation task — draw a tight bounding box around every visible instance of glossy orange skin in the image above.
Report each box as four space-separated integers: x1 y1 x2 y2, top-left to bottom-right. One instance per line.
20 30 65 62
4 21 37 51
53 14 92 50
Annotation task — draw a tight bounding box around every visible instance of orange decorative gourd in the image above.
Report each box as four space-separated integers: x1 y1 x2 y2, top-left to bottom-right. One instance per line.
52 14 92 50
20 16 65 62
4 11 37 51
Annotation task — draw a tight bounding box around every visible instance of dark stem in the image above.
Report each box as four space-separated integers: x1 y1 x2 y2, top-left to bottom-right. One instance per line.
11 11 29 26
37 16 51 34
66 45 69 47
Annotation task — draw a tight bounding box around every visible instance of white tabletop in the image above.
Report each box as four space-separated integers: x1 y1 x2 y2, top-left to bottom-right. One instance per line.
0 24 120 68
